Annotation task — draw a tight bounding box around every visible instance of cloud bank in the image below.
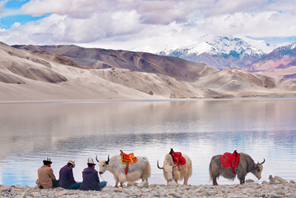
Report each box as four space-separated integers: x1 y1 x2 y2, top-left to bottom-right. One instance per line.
1 0 296 51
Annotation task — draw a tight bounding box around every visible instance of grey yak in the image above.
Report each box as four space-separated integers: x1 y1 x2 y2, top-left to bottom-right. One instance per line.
209 153 265 185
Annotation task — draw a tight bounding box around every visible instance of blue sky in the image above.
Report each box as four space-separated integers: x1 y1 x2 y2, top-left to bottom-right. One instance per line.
1 0 296 51
0 0 47 28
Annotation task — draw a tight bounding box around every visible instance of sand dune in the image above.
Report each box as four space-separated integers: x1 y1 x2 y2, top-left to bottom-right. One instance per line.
195 68 278 92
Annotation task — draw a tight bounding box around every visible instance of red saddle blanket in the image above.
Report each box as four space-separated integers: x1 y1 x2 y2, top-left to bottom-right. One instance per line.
219 150 240 173
169 149 186 166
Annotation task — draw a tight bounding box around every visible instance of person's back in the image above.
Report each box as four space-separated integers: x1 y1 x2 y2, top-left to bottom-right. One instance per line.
36 157 56 189
59 160 81 189
79 157 106 191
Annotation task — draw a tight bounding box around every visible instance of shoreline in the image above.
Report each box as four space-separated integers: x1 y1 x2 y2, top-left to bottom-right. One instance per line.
1 179 296 198
0 95 296 105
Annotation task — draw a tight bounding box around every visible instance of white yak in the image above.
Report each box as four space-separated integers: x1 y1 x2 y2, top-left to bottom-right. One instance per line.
157 153 192 185
97 155 151 187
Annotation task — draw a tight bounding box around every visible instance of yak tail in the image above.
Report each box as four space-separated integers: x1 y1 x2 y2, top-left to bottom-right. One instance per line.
188 162 193 178
146 160 151 179
209 161 213 181
142 157 151 180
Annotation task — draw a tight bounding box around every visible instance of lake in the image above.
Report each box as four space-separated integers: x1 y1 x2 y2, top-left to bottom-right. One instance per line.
0 98 296 186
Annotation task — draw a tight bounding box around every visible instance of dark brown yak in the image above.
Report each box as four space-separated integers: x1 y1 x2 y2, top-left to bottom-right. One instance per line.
209 153 265 185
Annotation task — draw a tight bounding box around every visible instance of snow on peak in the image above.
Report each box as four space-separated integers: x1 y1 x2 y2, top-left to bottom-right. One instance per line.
158 35 279 57
289 42 296 50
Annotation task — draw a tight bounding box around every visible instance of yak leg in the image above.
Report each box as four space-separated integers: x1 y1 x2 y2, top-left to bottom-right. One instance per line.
238 173 245 185
240 179 245 185
213 177 218 186
114 175 120 188
183 174 189 185
175 179 178 184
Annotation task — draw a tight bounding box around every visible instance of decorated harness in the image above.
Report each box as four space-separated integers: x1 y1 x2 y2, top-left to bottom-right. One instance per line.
120 150 138 175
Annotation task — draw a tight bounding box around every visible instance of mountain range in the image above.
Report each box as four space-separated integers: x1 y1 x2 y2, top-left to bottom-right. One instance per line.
156 35 296 80
0 41 293 101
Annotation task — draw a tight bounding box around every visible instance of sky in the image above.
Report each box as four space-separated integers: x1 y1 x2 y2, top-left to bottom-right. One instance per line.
1 0 296 52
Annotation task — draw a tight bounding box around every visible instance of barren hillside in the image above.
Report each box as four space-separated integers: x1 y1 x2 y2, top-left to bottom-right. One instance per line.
13 45 217 82
0 42 229 101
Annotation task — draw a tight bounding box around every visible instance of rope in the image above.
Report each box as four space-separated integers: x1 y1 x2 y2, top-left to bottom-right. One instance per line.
5 185 15 198
99 174 113 187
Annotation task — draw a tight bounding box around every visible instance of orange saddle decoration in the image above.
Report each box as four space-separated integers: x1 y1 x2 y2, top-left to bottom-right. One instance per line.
120 150 138 175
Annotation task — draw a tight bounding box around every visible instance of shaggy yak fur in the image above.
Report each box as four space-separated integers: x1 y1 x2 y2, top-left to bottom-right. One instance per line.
157 153 192 185
97 155 151 187
209 153 265 185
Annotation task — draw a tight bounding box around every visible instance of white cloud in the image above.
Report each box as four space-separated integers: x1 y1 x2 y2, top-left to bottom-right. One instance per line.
1 0 296 50
12 22 21 28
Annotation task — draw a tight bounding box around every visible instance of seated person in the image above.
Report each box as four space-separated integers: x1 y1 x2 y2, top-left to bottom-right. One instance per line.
79 157 107 191
59 160 82 189
36 157 58 189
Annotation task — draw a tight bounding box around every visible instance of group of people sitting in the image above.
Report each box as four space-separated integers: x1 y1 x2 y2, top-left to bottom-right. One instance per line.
36 157 107 191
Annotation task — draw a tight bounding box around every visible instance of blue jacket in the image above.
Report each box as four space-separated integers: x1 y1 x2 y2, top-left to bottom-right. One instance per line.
79 167 101 191
59 165 76 188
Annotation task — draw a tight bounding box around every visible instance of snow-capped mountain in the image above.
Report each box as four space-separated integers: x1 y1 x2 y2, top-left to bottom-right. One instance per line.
243 42 296 79
158 35 286 69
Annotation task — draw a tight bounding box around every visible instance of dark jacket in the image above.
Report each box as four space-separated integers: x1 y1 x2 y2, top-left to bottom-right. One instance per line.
59 165 76 188
79 167 101 191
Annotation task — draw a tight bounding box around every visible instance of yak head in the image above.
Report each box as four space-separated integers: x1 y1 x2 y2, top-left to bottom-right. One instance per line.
157 160 179 182
252 159 265 179
96 155 110 174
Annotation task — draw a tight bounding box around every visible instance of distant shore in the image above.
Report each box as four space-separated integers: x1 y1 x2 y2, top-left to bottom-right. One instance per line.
0 94 296 105
1 180 296 198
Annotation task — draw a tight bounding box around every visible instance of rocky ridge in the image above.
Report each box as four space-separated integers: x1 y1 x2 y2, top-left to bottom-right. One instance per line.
158 35 283 70
1 176 295 198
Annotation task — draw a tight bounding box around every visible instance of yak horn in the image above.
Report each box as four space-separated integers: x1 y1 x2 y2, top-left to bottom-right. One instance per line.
106 155 110 164
96 156 99 163
157 160 164 169
173 159 180 168
260 158 265 165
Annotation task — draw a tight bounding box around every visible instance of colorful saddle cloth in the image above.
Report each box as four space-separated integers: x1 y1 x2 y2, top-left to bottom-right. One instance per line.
169 149 186 168
120 150 138 174
219 150 240 173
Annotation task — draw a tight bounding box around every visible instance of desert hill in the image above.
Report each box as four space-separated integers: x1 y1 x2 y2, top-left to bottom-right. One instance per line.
195 69 277 92
0 41 295 101
13 45 217 82
0 41 230 101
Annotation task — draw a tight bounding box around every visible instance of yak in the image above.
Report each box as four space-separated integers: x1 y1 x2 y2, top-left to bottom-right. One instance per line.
157 153 192 185
97 155 151 187
209 152 265 185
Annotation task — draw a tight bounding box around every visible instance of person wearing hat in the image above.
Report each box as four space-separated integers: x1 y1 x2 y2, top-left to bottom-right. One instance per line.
59 160 82 189
79 157 107 191
36 157 57 189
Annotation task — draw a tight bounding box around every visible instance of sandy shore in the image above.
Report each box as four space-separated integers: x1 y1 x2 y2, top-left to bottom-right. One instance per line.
1 177 296 198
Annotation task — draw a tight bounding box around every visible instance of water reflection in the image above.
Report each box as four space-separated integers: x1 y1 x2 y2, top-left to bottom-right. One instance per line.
0 99 296 186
